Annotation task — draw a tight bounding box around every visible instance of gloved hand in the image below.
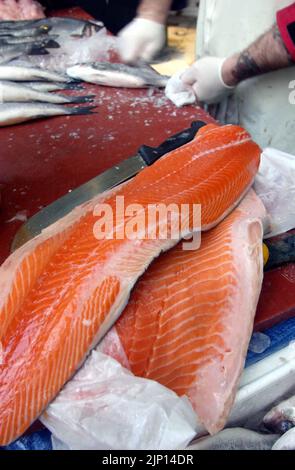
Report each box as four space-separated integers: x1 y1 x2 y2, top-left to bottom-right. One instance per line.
118 18 166 63
181 57 235 104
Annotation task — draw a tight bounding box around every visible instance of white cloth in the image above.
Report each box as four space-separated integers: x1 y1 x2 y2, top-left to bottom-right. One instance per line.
165 70 197 107
197 0 295 153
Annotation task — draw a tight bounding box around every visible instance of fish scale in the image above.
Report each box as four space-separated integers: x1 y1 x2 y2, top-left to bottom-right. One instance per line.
0 124 260 445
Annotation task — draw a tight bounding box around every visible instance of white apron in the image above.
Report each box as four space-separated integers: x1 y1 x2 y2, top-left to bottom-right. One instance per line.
196 0 295 152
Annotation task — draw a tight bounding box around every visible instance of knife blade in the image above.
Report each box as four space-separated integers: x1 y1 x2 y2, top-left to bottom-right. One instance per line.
11 120 206 252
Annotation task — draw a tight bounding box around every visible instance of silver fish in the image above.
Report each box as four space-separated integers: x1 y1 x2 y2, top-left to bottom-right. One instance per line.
0 25 51 38
264 395 295 434
0 81 94 104
0 103 95 127
39 17 103 38
0 44 49 65
0 20 40 29
20 81 83 92
42 17 102 37
0 17 102 38
66 62 169 88
0 65 70 82
187 428 279 451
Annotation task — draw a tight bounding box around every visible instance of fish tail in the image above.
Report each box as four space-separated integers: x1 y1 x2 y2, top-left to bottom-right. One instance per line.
68 106 97 115
63 82 83 90
67 95 95 104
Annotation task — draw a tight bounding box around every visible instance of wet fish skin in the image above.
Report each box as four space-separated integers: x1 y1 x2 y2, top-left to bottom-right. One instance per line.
20 81 83 92
0 81 94 104
0 24 51 38
34 17 103 37
0 44 49 65
0 64 71 82
188 428 279 451
0 17 102 37
0 34 59 46
0 38 59 53
272 427 295 450
67 62 169 88
0 102 95 126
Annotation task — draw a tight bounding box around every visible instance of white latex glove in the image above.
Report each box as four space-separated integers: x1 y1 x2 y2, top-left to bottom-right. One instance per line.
118 18 166 63
181 57 235 104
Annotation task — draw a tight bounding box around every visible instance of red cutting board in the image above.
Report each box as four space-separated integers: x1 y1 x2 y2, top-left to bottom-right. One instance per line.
0 8 294 334
255 230 295 331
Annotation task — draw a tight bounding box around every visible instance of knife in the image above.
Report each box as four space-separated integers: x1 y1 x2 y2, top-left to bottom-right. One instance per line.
11 120 206 252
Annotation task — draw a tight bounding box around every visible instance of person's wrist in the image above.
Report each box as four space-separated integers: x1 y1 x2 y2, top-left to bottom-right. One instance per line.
221 56 239 87
137 13 166 25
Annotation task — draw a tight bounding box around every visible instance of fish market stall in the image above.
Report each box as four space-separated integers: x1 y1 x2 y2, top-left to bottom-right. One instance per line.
0 7 295 452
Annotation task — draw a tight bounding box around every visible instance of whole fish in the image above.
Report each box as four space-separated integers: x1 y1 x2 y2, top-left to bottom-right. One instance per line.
0 19 42 29
0 102 95 126
0 17 102 38
0 20 39 29
264 395 295 434
67 62 169 88
0 24 51 38
0 43 48 64
0 64 70 82
38 17 103 38
0 81 94 104
20 81 83 92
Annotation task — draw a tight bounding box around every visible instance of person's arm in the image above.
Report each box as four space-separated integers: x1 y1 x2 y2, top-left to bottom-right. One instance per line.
137 0 172 24
118 0 173 63
181 2 295 104
222 23 293 87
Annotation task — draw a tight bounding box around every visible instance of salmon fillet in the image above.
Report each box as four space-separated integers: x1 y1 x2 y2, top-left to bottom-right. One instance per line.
101 190 266 434
0 124 261 445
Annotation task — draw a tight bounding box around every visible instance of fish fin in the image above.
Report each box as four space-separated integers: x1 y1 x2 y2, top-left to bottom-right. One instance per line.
27 46 49 56
42 39 60 49
63 82 84 90
67 95 95 104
